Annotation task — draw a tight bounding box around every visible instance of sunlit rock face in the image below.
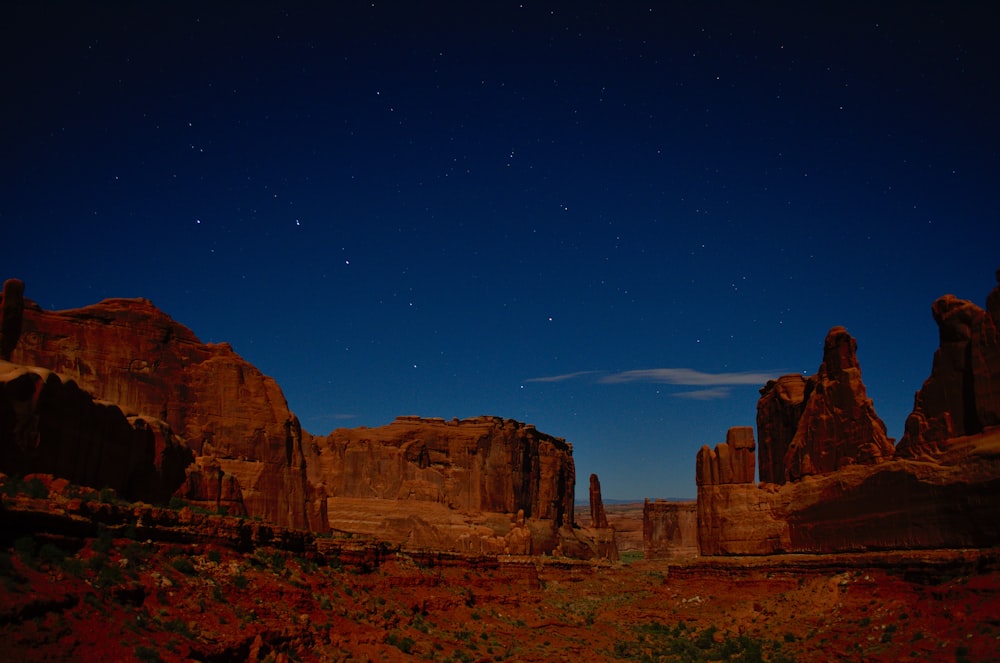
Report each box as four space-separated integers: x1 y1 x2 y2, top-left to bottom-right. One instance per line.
6 296 327 532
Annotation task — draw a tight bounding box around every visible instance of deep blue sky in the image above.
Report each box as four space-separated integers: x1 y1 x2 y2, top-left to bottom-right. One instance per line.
3 2 998 500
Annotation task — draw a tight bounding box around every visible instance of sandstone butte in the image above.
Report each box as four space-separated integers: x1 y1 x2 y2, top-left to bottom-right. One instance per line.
694 268 1000 555
0 280 613 558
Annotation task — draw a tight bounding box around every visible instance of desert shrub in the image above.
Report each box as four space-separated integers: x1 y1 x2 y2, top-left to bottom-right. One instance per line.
170 556 196 575
99 487 118 504
134 643 164 661
38 543 67 565
24 477 49 498
92 525 114 553
207 549 222 563
386 632 416 654
13 536 37 562
233 572 249 589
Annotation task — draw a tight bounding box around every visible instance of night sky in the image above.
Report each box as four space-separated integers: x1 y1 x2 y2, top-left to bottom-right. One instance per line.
3 2 998 500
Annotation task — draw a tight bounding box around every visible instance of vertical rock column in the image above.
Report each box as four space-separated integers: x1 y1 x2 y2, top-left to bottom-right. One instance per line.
0 279 25 361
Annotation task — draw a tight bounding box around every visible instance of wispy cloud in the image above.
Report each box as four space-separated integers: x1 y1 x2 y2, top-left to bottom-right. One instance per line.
523 370 601 383
673 387 733 400
598 368 780 386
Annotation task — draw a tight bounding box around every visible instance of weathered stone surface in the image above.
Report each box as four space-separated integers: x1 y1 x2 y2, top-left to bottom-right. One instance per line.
1 279 25 360
643 499 698 559
756 375 807 484
0 362 192 503
8 297 327 532
318 416 574 525
783 327 894 481
899 270 1000 458
589 473 608 528
696 426 756 487
316 415 583 555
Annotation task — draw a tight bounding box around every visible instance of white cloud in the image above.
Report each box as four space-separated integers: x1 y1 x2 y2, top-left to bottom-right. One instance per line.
523 370 601 383
598 368 780 386
673 387 733 400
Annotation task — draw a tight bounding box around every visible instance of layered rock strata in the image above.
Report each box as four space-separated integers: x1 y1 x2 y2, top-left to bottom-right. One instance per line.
5 296 328 532
316 416 583 555
643 499 698 559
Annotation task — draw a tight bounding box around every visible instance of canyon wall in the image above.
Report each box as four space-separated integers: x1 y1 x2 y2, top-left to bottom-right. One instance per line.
4 295 328 532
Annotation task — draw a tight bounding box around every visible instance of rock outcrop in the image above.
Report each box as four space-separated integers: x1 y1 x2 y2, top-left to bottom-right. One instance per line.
898 269 1000 458
316 416 582 555
6 297 328 532
0 362 192 503
782 327 895 481
756 375 807 484
697 270 1000 554
643 499 698 559
695 426 756 487
589 473 608 529
0 279 24 360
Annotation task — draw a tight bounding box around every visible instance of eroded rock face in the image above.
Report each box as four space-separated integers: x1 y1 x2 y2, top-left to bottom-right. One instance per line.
1 279 25 361
643 499 698 559
8 297 327 532
696 426 756 487
756 375 807 484
783 327 894 481
0 362 192 503
898 270 1000 458
589 473 608 529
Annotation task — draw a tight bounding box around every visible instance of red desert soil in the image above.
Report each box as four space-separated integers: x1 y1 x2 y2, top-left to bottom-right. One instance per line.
2 481 998 662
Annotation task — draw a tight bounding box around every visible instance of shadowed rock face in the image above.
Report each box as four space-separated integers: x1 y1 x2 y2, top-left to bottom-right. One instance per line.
7 297 328 532
898 269 1000 458
756 376 806 484
0 362 193 503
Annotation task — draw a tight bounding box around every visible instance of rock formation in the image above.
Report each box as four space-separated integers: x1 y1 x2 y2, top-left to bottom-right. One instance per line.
898 269 1000 458
1 278 25 360
756 375 807 484
697 270 1000 554
782 327 895 481
6 297 328 532
589 473 608 528
643 499 697 559
0 362 192 503
315 416 582 555
695 426 756 487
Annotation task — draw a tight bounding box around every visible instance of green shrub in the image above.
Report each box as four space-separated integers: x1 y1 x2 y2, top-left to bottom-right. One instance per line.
13 536 37 562
170 556 196 575
38 543 67 565
24 477 49 498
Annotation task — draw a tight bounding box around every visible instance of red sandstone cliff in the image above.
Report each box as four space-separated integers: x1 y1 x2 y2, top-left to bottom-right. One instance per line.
5 296 328 532
315 416 589 556
697 270 1000 555
897 269 1000 458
